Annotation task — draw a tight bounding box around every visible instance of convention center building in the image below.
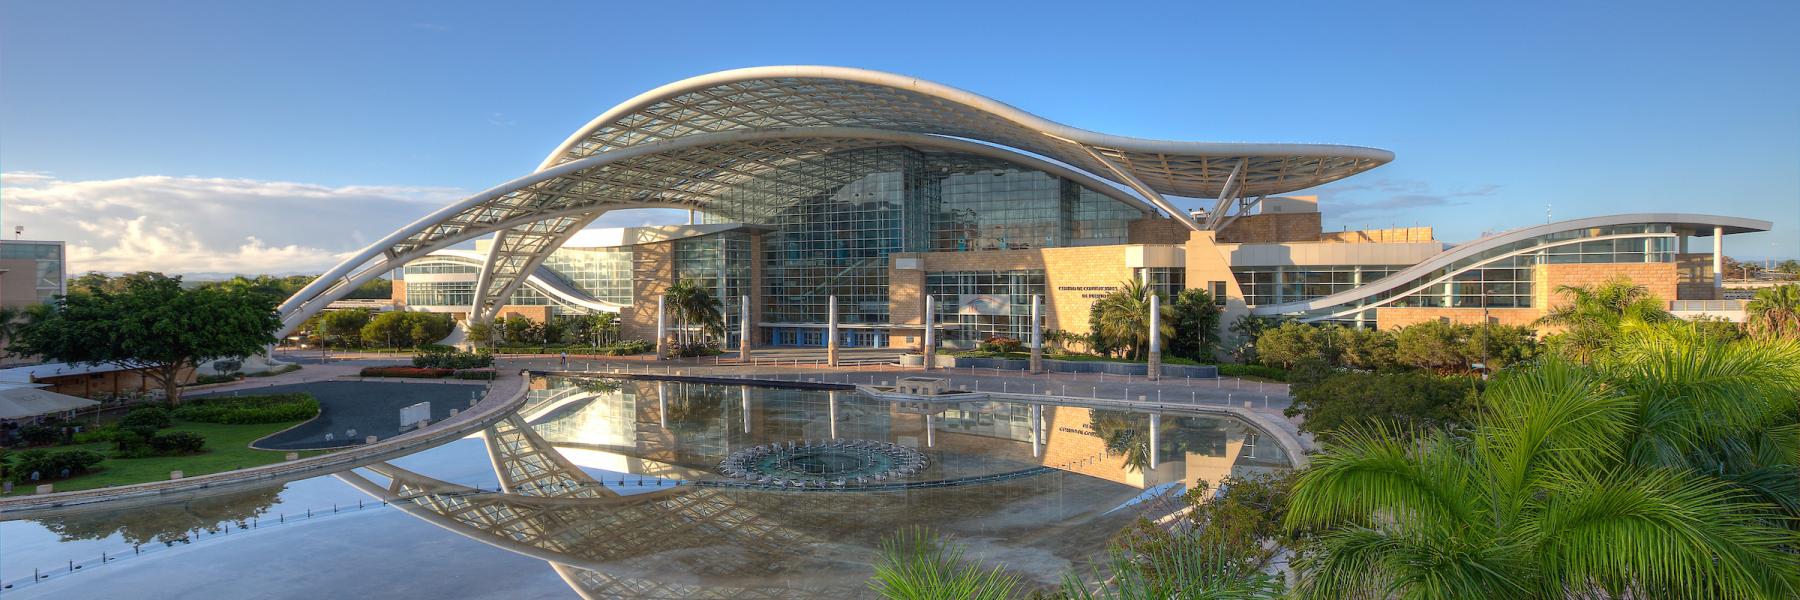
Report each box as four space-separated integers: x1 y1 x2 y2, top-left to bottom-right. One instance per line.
277 66 1770 349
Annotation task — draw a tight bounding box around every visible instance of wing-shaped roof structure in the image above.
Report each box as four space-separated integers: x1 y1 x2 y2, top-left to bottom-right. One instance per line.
277 66 1391 334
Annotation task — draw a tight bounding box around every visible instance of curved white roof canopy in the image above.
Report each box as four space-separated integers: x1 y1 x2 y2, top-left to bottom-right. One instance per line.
278 66 1392 335
542 66 1392 206
1250 213 1772 319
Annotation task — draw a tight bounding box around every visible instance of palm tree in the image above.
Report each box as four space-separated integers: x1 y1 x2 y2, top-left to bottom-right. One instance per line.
1286 332 1800 599
664 281 724 350
1535 276 1673 363
1746 283 1800 341
869 527 1019 600
1088 279 1175 360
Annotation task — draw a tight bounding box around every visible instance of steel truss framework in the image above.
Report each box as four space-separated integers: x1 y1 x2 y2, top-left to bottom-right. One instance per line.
279 66 1391 334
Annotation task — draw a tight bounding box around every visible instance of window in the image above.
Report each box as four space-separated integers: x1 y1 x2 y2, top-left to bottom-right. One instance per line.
1209 281 1227 305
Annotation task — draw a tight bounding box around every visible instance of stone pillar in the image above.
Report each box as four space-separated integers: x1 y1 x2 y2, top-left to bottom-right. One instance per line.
1147 293 1162 381
925 413 936 448
922 294 936 370
655 295 668 360
1029 294 1044 374
827 295 840 367
1713 226 1725 293
739 295 753 361
1147 413 1161 470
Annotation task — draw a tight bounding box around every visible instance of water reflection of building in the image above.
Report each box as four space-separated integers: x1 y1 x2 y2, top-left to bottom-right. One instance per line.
342 377 1299 597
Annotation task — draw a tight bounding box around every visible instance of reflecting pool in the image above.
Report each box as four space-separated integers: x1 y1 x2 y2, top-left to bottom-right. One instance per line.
1 376 1289 598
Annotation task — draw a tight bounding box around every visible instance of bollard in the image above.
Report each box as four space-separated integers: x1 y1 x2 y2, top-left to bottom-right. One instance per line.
36 483 52 494
285 452 299 461
170 470 183 480
366 435 377 444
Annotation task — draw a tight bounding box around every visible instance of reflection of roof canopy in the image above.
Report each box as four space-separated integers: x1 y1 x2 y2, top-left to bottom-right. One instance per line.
277 66 1391 334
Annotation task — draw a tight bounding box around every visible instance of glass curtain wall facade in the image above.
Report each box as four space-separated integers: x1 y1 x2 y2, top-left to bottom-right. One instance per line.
700 146 1142 348
542 248 634 304
1231 265 1408 306
673 232 753 347
925 270 1047 346
1134 267 1187 299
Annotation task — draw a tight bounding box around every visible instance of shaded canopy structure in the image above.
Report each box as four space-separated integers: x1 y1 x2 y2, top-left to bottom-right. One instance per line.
0 384 100 420
278 66 1391 334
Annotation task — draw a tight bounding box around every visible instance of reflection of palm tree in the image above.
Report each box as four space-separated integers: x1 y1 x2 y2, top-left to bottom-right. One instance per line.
1089 409 1155 473
664 384 725 432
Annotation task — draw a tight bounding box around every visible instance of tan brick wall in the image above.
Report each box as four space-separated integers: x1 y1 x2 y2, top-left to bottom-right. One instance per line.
622 240 674 343
390 279 407 304
1215 212 1322 243
1539 262 1678 310
1127 217 1191 245
1185 231 1249 346
1375 307 1541 330
0 259 44 308
884 245 1144 346
1320 227 1436 244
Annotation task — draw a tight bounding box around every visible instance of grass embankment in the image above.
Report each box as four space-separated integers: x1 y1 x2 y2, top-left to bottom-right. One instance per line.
5 420 326 496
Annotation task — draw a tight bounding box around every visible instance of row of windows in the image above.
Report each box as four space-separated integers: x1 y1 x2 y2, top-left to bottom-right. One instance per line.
1232 265 1408 306
0 242 61 260
1289 229 1681 321
403 262 479 275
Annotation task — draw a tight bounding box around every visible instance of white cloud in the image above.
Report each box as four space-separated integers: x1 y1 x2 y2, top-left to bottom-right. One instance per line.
0 173 467 276
0 173 699 278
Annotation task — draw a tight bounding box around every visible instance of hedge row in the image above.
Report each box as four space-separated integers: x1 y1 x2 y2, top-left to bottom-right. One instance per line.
10 449 105 481
360 366 453 378
1217 363 1289 381
171 393 320 424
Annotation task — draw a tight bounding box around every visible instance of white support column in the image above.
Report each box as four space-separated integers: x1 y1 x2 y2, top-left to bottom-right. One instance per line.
655 295 668 361
1029 294 1043 374
1148 413 1161 470
827 295 840 367
1147 293 1162 381
925 413 935 448
1713 226 1725 295
739 295 752 361
922 294 936 371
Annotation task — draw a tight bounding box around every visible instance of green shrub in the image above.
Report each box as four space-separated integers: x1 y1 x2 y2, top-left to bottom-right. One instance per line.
11 448 105 481
247 364 301 377
413 347 495 369
1218 364 1288 381
17 424 62 446
192 373 241 385
359 366 452 378
452 368 496 380
148 431 207 454
977 336 1024 353
171 393 320 424
120 407 173 432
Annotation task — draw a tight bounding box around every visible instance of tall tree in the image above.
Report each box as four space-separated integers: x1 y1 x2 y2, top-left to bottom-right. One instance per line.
1746 283 1800 341
9 275 280 405
1167 288 1221 360
665 280 723 349
1088 279 1174 360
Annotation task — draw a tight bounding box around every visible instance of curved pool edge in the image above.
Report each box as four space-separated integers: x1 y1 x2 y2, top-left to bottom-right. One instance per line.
0 372 534 516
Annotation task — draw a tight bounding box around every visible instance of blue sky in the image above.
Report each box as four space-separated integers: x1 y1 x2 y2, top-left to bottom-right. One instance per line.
1 0 1795 274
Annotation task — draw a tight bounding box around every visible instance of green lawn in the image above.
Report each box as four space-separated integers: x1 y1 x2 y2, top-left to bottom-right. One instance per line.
5 419 327 496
